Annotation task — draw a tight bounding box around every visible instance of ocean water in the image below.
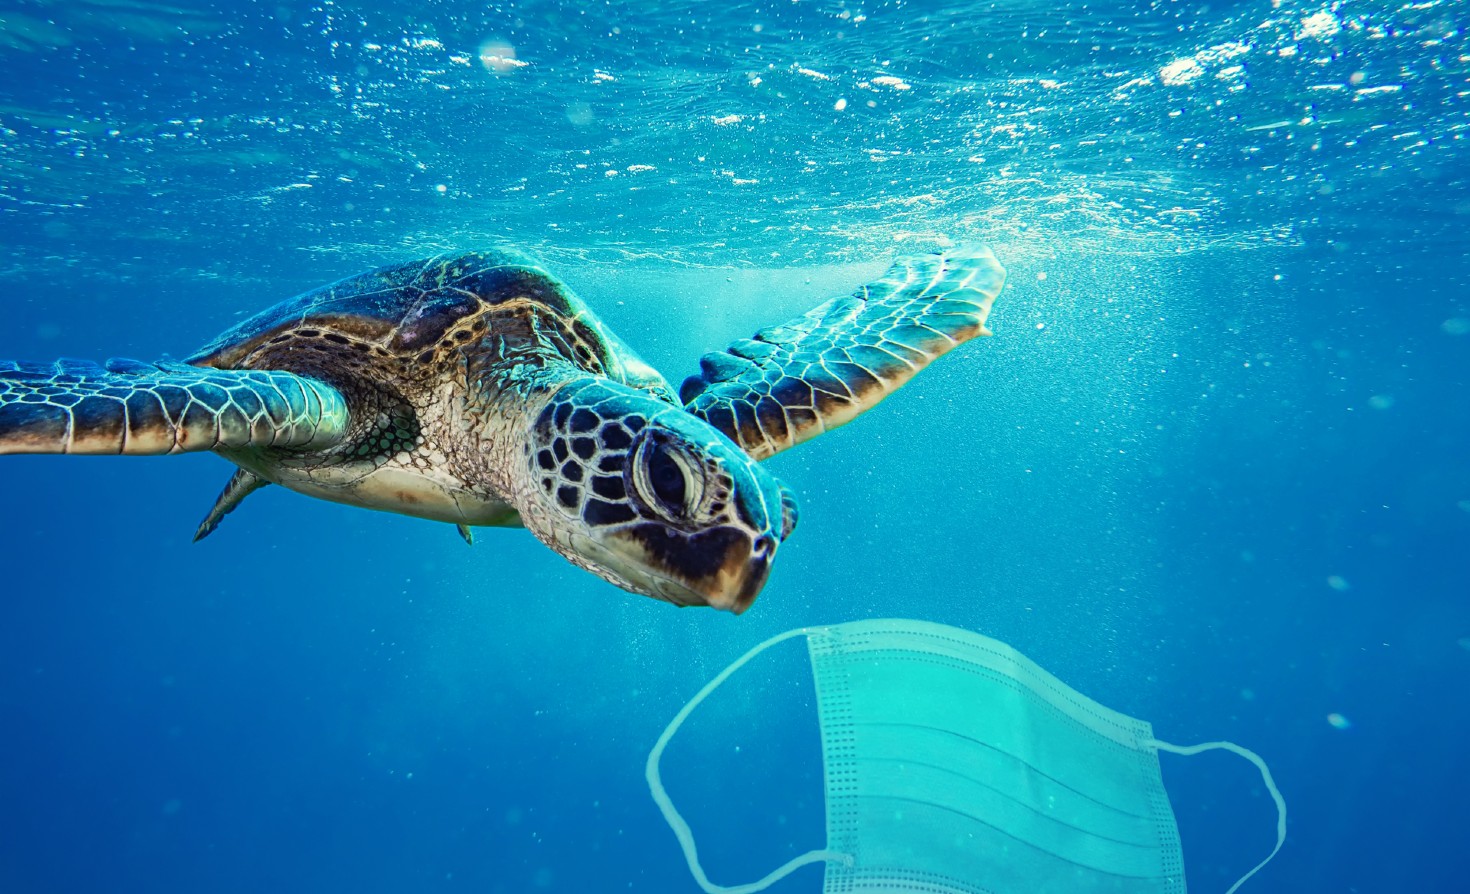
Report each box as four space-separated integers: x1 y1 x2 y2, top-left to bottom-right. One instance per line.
1 0 1467 891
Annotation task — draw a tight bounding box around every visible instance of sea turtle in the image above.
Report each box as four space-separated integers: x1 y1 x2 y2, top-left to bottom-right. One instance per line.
0 245 1005 612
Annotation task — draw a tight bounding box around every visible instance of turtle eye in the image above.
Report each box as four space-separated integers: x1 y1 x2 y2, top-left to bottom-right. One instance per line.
648 445 686 507
632 435 704 520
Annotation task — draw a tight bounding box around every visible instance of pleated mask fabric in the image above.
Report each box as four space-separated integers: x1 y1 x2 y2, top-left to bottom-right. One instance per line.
647 619 1284 894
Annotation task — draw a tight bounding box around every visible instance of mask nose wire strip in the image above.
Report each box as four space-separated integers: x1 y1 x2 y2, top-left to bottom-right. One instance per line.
1146 738 1287 894
645 627 854 894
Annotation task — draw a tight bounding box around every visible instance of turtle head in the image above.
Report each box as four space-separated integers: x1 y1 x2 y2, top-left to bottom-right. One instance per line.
524 380 797 613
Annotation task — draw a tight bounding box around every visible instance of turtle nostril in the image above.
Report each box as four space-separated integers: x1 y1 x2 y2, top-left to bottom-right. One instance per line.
752 534 776 559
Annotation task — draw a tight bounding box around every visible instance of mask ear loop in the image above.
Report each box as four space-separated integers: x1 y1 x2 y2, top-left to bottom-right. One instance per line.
1147 738 1287 894
645 628 854 894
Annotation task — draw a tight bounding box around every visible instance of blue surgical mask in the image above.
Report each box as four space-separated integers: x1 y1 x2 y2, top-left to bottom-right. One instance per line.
648 619 1285 894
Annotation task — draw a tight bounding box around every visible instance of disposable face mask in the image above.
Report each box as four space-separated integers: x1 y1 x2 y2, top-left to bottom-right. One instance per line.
648 619 1285 894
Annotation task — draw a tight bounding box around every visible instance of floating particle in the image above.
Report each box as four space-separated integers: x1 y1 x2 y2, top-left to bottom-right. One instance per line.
1326 713 1351 730
1326 575 1350 592
1160 58 1203 86
565 102 594 126
1368 394 1394 410
479 39 526 73
1297 10 1342 40
1442 318 1470 335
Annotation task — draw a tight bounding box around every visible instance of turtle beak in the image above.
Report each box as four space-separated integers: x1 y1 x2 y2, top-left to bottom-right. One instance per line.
639 529 777 614
714 533 777 615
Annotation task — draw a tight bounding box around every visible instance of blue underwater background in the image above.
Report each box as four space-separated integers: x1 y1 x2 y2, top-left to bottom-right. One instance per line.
1 1 1468 892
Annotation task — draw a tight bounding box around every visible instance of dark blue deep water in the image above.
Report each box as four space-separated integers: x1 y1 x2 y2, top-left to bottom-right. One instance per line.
2 1 1467 892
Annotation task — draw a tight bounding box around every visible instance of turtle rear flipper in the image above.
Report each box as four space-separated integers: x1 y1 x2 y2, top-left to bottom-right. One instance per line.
194 467 271 542
0 358 349 455
680 243 1006 460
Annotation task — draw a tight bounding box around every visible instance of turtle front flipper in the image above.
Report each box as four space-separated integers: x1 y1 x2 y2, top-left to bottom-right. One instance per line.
679 243 1007 460
0 358 349 455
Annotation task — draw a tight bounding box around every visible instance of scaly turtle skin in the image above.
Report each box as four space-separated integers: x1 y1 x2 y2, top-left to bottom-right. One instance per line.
0 245 1005 612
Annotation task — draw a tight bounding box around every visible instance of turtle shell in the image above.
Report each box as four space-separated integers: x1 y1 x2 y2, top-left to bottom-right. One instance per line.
189 249 675 401
189 249 596 366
